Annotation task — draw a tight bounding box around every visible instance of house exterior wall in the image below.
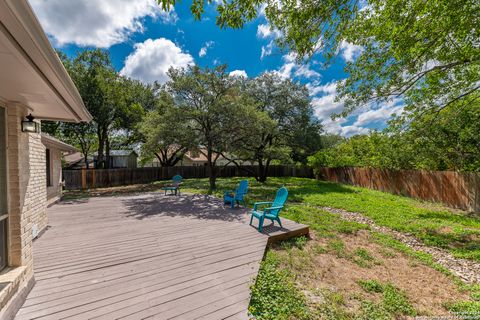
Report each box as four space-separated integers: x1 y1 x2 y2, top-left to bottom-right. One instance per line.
46 146 62 206
175 157 207 167
0 103 47 318
111 155 137 168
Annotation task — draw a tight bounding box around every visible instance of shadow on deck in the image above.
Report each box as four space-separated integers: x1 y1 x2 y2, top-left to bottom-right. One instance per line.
122 192 309 244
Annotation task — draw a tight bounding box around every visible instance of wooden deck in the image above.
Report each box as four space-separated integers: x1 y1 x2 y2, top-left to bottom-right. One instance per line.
15 193 308 320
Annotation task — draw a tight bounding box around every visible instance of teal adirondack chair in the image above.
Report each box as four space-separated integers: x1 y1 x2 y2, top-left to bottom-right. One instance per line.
161 175 182 195
223 180 249 209
250 187 288 232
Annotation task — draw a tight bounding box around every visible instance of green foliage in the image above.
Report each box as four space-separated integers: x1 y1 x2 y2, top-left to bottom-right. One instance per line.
357 279 384 293
165 65 257 189
46 49 155 168
249 251 310 320
446 301 480 313
228 72 323 182
138 90 195 166
358 281 416 317
353 248 378 268
382 284 416 316
356 301 391 320
309 100 480 172
157 0 479 120
327 239 348 258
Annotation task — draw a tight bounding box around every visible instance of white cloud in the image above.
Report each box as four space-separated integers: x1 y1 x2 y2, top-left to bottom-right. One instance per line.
229 70 248 78
338 40 363 62
354 100 404 126
256 24 281 39
294 65 321 79
312 94 344 120
198 41 215 57
30 0 177 48
307 81 337 96
274 53 320 79
308 80 403 136
322 117 370 137
120 38 194 84
261 40 275 59
257 23 282 59
340 125 370 136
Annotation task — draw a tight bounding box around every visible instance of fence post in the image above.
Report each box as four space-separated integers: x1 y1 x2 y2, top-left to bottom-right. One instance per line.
91 169 96 189
81 168 87 190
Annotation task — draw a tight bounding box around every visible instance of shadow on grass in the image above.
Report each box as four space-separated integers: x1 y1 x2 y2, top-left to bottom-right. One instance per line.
181 177 354 205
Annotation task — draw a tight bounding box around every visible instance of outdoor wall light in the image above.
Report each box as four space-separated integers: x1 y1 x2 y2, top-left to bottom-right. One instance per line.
21 114 40 133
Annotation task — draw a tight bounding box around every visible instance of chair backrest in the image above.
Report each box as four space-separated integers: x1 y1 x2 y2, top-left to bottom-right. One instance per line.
172 175 183 186
270 187 288 217
235 180 249 198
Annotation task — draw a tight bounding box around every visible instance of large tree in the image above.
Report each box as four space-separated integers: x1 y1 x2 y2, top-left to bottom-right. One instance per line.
45 49 152 168
165 65 259 189
70 49 149 168
138 90 195 166
157 0 480 119
225 73 322 182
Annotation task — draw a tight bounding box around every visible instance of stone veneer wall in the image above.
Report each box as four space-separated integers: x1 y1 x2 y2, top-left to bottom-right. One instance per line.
0 104 47 319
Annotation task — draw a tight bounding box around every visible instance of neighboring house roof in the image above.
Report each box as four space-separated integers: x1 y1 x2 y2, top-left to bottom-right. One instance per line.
41 134 77 153
183 149 229 163
0 0 91 122
64 152 84 165
93 150 138 157
184 150 209 162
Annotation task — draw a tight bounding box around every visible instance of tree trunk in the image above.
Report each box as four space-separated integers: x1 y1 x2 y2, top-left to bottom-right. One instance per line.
97 131 105 169
207 147 217 190
105 135 111 169
84 155 90 169
96 125 109 169
257 157 267 182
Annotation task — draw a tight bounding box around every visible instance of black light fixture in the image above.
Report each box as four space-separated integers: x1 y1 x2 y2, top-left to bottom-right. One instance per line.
21 114 40 133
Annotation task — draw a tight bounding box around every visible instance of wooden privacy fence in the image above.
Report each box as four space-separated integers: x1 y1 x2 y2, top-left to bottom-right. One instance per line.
63 165 313 190
317 167 480 212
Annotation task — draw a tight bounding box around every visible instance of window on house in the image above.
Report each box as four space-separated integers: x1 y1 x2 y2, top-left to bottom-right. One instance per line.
46 149 52 187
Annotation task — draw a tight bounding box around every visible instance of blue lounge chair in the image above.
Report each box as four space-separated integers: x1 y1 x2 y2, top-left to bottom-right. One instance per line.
250 187 288 232
223 180 249 209
162 175 182 195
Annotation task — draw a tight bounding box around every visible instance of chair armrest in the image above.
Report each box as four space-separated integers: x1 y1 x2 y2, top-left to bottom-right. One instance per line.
253 202 273 210
264 206 283 212
224 190 234 195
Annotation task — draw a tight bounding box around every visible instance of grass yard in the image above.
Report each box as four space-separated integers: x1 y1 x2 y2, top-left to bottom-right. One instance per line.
64 177 480 318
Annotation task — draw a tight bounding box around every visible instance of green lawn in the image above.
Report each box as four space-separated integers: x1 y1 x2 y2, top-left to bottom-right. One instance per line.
181 177 480 262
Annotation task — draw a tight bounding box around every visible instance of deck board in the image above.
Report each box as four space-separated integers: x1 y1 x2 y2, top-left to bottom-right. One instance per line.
15 192 308 319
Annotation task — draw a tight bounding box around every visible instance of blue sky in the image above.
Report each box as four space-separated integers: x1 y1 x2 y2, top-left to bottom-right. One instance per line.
29 0 403 136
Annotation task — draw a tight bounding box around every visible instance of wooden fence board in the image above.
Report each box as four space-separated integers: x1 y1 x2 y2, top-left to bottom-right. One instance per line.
317 167 480 212
63 165 314 190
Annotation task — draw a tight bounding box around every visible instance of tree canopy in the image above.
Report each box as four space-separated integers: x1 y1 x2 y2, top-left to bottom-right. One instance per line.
43 49 154 168
156 0 480 118
308 100 480 172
